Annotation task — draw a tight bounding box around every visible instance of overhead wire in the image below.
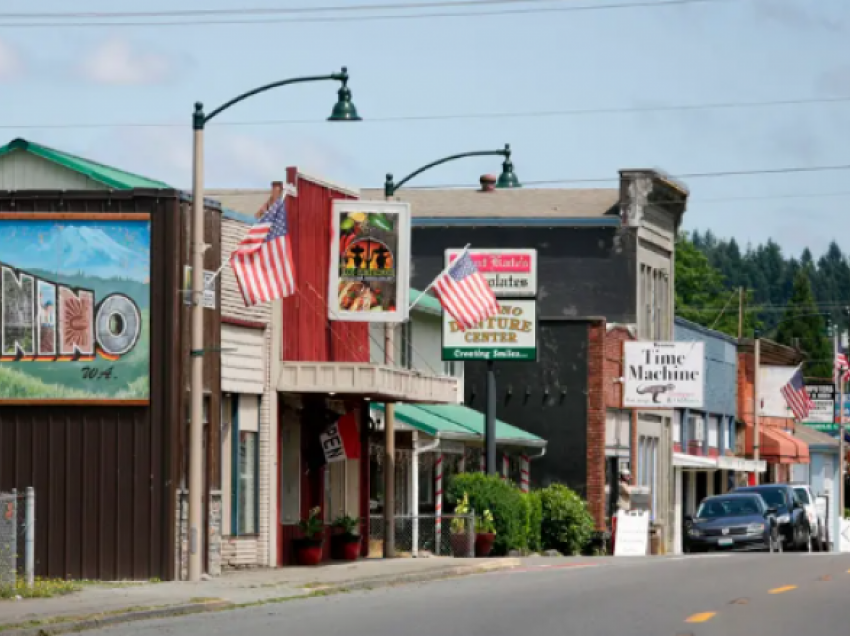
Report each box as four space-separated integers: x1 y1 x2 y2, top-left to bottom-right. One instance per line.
2 95 847 131
0 0 739 28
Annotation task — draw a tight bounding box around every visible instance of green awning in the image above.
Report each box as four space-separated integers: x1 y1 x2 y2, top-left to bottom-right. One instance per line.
371 402 473 439
372 402 546 449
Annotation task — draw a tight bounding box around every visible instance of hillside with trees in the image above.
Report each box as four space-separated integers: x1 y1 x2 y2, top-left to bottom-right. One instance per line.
675 231 850 379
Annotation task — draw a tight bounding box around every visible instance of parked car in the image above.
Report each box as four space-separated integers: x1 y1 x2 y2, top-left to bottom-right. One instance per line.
792 484 826 551
731 484 812 551
685 493 781 553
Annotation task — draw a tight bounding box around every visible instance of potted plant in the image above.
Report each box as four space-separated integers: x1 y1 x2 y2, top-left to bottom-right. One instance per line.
331 514 362 561
450 493 472 557
293 507 325 566
474 509 497 557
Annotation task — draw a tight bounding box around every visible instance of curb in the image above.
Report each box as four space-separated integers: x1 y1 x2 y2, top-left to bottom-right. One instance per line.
0 559 522 636
0 601 232 636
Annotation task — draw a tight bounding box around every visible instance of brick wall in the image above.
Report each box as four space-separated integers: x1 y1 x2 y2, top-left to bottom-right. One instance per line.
586 320 606 530
602 326 639 488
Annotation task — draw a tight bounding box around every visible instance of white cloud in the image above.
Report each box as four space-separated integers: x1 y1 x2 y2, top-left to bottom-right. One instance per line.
78 37 177 86
0 39 23 80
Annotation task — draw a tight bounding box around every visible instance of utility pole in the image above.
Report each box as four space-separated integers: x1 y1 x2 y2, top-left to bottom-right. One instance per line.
383 191 396 559
485 361 497 475
738 287 745 340
753 333 761 485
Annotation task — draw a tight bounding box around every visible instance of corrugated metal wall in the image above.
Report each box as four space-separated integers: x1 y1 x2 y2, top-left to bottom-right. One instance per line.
281 169 368 363
0 192 185 580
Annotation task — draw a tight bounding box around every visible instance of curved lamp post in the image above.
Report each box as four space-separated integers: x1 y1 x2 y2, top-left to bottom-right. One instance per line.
187 68 360 582
380 145 520 558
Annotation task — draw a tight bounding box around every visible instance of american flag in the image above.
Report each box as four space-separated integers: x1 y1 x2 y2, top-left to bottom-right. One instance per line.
433 251 499 330
780 366 814 422
835 345 850 383
230 196 296 306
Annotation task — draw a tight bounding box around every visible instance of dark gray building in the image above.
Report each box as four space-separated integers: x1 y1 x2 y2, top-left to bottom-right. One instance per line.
365 169 688 549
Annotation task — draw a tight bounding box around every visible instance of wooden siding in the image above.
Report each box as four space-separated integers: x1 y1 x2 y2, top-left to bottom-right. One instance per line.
0 151 109 191
219 216 274 567
222 325 265 394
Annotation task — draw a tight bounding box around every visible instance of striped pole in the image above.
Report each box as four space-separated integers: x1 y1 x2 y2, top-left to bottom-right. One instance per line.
502 454 509 481
520 454 530 493
435 454 443 555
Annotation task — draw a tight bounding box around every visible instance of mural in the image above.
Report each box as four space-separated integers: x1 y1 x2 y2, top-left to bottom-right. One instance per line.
0 218 150 401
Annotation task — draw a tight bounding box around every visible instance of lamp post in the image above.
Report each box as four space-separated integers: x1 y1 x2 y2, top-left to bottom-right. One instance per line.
382 144 520 557
187 68 360 582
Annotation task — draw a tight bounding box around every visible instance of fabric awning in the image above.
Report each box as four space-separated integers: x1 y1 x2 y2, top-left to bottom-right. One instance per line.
673 453 718 469
372 402 546 449
745 423 810 464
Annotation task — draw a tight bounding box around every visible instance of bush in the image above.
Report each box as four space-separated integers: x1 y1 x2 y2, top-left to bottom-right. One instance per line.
447 473 527 555
539 484 595 556
523 491 543 553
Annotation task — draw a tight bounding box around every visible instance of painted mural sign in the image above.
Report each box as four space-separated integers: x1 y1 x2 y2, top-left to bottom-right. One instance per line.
0 217 150 401
328 200 411 323
445 248 537 297
442 299 537 361
623 341 704 408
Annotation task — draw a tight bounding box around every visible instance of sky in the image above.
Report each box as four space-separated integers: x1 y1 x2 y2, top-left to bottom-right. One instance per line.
0 0 847 258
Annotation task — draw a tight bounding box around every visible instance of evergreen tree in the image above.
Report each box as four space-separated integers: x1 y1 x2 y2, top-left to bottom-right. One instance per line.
775 270 832 379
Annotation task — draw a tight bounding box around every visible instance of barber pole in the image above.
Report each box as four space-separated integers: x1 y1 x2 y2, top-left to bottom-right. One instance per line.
502 454 509 481
435 454 443 555
480 452 485 473
520 454 530 493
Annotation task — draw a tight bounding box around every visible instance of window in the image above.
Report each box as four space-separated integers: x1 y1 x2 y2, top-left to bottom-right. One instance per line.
229 395 260 536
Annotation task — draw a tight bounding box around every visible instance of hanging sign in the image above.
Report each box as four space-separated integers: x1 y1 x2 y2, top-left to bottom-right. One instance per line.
445 248 537 297
320 412 361 463
805 383 835 424
622 341 704 408
442 299 537 361
328 200 411 323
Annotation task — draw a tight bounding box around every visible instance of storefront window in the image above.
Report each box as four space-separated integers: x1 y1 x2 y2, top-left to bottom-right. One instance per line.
238 431 258 535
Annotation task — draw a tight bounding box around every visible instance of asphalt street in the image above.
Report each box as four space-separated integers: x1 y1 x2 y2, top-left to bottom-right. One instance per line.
91 553 850 636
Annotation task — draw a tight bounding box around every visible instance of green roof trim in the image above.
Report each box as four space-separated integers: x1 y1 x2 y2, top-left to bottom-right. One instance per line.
409 288 442 315
0 138 173 190
373 402 546 448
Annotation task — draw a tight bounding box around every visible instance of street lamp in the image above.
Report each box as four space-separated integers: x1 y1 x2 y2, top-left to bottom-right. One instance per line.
381 144 520 558
187 68 360 582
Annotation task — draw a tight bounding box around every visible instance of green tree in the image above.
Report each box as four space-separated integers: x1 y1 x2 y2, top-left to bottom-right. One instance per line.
675 233 760 338
775 270 832 379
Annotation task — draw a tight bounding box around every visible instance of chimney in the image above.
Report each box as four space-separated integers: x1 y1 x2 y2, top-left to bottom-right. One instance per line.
479 174 497 192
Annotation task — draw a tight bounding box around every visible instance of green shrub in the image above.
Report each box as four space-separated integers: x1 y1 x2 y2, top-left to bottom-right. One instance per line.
523 490 543 553
539 484 594 556
447 473 526 555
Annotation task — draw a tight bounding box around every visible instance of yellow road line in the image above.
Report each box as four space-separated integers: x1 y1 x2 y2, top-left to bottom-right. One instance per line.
685 612 717 623
769 585 797 594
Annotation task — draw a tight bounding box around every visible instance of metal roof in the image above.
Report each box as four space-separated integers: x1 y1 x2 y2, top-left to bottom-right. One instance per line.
0 138 172 190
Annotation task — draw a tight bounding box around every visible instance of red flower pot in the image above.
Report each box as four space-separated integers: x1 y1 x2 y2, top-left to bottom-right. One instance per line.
475 532 496 557
293 538 324 566
450 533 471 558
331 533 362 561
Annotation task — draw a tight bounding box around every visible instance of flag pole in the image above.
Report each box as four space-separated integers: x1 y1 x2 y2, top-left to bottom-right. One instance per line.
407 244 471 312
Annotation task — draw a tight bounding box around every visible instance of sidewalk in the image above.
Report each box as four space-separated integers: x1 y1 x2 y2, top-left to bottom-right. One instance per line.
0 557 520 633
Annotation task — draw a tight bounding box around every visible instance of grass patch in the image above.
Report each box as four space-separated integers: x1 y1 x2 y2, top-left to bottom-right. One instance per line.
0 577 80 600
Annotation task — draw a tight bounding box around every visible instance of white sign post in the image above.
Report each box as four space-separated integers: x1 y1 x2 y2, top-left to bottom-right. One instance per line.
623 342 705 409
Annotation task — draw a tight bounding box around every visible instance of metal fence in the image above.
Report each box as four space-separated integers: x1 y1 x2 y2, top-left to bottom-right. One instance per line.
369 514 476 558
0 488 35 589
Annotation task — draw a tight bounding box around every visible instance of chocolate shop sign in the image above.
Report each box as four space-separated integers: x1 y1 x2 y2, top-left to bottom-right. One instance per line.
623 341 704 408
442 299 537 361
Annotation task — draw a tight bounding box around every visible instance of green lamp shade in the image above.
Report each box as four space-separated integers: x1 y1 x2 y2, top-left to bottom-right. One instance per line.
496 167 521 189
328 86 362 122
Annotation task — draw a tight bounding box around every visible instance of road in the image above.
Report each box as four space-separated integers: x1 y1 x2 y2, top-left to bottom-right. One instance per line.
94 553 850 636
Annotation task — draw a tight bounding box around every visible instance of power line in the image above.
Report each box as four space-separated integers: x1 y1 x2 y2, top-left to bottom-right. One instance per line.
2 95 847 132
0 0 593 19
0 0 737 28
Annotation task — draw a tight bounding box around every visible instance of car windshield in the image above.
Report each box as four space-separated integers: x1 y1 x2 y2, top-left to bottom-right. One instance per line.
696 496 763 518
740 488 787 509
794 487 811 504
